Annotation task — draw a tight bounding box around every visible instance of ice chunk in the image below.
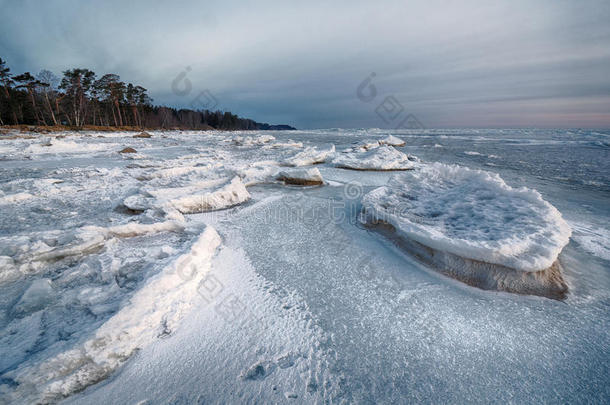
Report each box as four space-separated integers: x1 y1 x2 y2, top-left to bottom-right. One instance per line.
379 135 405 147
123 194 152 212
254 134 275 144
352 139 380 152
14 279 55 314
6 227 221 404
231 134 275 146
168 177 250 214
333 145 415 171
0 312 43 373
25 139 112 155
284 144 335 166
97 221 185 238
277 168 324 186
135 164 222 181
3 220 184 279
362 163 572 271
264 140 303 149
26 230 107 265
235 161 281 186
0 256 20 284
0 192 33 204
361 163 572 298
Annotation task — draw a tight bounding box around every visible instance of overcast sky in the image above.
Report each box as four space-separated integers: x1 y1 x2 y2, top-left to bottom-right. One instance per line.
1 0 609 128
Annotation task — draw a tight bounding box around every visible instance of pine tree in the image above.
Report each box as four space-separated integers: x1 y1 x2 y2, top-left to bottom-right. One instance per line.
60 69 96 126
0 58 18 125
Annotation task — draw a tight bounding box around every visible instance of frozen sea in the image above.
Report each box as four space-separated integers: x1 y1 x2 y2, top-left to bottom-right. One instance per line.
0 128 608 404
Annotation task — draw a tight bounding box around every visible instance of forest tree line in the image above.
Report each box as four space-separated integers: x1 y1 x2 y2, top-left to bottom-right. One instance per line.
0 58 294 130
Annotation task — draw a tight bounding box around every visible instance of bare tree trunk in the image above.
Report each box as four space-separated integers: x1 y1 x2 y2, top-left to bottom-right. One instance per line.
114 99 123 126
131 105 138 127
56 95 72 126
111 104 118 126
73 96 79 127
44 92 57 125
3 85 19 124
29 88 47 126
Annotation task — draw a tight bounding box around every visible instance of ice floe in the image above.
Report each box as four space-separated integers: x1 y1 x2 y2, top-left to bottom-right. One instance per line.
333 145 416 171
234 161 281 186
230 134 275 146
379 135 405 147
263 140 303 149
352 139 380 152
277 167 324 185
167 177 250 214
361 163 572 298
284 144 335 166
13 279 55 315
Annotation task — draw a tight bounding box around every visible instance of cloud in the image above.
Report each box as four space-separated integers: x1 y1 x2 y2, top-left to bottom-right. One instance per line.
1 0 609 128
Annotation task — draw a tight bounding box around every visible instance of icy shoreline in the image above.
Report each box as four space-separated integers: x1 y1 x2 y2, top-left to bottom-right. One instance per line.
1 129 607 404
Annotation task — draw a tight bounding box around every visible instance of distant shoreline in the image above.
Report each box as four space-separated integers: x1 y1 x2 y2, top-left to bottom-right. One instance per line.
0 124 295 135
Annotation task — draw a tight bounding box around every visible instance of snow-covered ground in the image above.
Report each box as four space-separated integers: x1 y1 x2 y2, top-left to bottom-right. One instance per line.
0 128 608 404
